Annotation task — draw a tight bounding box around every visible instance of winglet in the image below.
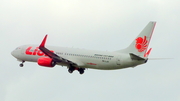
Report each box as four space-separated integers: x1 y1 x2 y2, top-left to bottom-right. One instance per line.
39 35 48 47
144 48 152 57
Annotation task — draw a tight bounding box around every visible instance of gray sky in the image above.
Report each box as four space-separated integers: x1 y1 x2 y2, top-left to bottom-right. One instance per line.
1 0 180 101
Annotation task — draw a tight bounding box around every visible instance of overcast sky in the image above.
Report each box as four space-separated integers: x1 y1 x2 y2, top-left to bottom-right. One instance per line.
0 0 180 101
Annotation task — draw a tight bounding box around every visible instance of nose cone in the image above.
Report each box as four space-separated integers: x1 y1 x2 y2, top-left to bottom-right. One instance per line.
11 47 22 59
11 50 18 58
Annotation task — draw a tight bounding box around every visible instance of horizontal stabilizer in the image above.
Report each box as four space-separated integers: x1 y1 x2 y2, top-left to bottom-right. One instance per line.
129 53 146 60
148 58 173 60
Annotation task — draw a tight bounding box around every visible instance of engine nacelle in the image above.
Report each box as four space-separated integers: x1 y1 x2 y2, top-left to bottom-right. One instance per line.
37 57 56 67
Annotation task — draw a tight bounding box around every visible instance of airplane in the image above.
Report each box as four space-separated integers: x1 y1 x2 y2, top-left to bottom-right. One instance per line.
11 21 156 74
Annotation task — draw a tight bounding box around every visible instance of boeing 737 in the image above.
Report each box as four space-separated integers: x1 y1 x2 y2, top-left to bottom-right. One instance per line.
11 21 156 74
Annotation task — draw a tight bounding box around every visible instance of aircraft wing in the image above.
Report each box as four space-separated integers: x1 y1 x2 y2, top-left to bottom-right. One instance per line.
39 35 77 66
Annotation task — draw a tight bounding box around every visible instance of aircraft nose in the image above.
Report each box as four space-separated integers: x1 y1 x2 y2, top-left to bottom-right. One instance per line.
11 50 17 58
11 46 24 60
11 48 20 58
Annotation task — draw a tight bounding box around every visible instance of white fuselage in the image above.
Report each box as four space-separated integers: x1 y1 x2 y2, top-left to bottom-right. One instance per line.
11 44 146 70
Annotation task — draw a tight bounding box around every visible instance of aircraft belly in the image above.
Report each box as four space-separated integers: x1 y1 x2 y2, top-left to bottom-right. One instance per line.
23 55 39 62
84 59 119 70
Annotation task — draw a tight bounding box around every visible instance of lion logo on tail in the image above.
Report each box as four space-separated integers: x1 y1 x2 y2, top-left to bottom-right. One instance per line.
135 36 148 52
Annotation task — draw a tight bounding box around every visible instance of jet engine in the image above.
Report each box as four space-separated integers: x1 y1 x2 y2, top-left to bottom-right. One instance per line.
37 57 56 67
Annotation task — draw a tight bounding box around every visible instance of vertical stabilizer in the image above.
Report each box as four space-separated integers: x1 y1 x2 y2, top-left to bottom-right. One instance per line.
117 21 156 57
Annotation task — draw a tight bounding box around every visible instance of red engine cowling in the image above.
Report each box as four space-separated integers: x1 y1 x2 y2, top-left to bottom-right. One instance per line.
37 57 56 67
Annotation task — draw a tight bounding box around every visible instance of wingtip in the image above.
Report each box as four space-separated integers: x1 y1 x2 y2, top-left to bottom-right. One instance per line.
39 35 48 47
144 48 152 57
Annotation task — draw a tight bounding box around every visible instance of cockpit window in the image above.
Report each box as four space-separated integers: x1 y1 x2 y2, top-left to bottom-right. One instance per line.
15 47 21 50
